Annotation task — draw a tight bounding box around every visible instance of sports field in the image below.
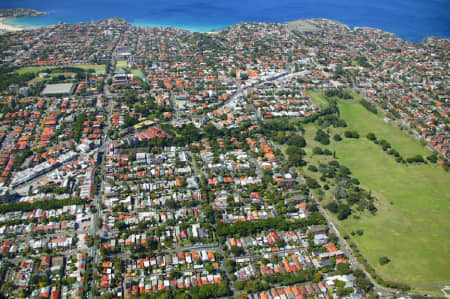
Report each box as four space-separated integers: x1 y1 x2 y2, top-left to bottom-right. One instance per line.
116 60 128 69
16 64 106 74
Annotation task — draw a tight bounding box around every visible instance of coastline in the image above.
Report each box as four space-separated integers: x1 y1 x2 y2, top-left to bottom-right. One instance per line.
0 15 448 43
0 17 26 32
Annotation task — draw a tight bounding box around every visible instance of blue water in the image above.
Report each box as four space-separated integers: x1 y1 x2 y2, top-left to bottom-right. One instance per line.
1 0 449 42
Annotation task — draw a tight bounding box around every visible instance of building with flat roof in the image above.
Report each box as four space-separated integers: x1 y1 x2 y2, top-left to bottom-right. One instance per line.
41 83 75 96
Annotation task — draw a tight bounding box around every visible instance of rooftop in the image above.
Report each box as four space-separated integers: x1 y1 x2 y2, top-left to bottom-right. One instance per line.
41 83 76 96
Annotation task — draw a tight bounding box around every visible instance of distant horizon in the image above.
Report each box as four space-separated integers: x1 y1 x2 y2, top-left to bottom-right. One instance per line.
2 0 450 42
6 16 450 44
6 16 449 41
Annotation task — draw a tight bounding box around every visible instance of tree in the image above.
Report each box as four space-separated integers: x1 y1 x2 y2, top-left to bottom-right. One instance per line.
230 246 245 256
335 280 346 288
333 134 342 141
13 149 32 170
305 177 320 189
101 292 113 299
336 262 352 275
204 123 223 139
312 272 322 283
123 114 138 128
366 132 377 141
379 256 390 265
333 186 348 199
344 130 359 138
308 165 318 172
354 269 373 292
406 154 424 163
288 153 306 167
72 113 87 143
314 129 330 145
287 134 306 147
170 270 182 279
379 139 391 151
225 260 236 273
312 147 323 155
337 287 354 297
325 89 353 99
205 263 215 273
286 146 306 166
30 275 40 285
335 119 347 127
360 98 378 114
337 204 351 220
325 202 338 213
165 199 177 209
426 154 438 163
286 146 305 156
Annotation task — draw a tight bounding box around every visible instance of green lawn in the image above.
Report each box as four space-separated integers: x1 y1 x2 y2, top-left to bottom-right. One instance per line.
16 64 106 75
305 92 450 288
67 64 106 74
308 91 330 109
116 60 128 69
29 72 76 84
338 96 429 157
16 66 53 74
132 69 144 79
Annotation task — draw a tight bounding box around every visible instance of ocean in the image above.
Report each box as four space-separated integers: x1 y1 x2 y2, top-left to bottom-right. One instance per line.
2 0 449 42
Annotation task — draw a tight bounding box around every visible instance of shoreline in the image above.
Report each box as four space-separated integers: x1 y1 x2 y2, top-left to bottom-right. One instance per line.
0 17 27 32
0 15 448 42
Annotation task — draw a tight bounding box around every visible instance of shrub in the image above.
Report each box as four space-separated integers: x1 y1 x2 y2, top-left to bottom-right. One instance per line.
360 98 378 114
325 202 338 213
344 130 359 138
312 147 323 155
333 134 342 141
426 154 438 163
379 256 390 265
337 204 351 220
407 154 424 163
314 129 330 145
366 132 376 141
323 149 332 155
308 165 318 172
379 139 391 151
287 134 306 147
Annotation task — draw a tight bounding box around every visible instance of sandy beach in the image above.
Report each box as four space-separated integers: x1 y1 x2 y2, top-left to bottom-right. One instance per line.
0 17 24 32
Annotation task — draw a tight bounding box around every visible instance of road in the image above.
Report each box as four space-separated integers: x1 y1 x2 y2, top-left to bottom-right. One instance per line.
84 64 435 298
230 70 436 297
89 37 120 299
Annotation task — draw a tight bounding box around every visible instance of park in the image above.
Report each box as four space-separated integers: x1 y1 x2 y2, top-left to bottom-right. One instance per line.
304 91 450 290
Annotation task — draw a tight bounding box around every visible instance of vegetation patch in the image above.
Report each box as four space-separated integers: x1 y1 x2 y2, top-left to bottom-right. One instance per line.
306 91 450 287
360 98 378 114
116 60 128 69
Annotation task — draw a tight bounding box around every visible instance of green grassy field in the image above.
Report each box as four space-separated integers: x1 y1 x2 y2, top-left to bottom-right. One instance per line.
70 64 106 74
16 64 106 75
29 72 76 84
116 60 128 69
308 91 330 109
305 92 450 289
133 69 144 79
